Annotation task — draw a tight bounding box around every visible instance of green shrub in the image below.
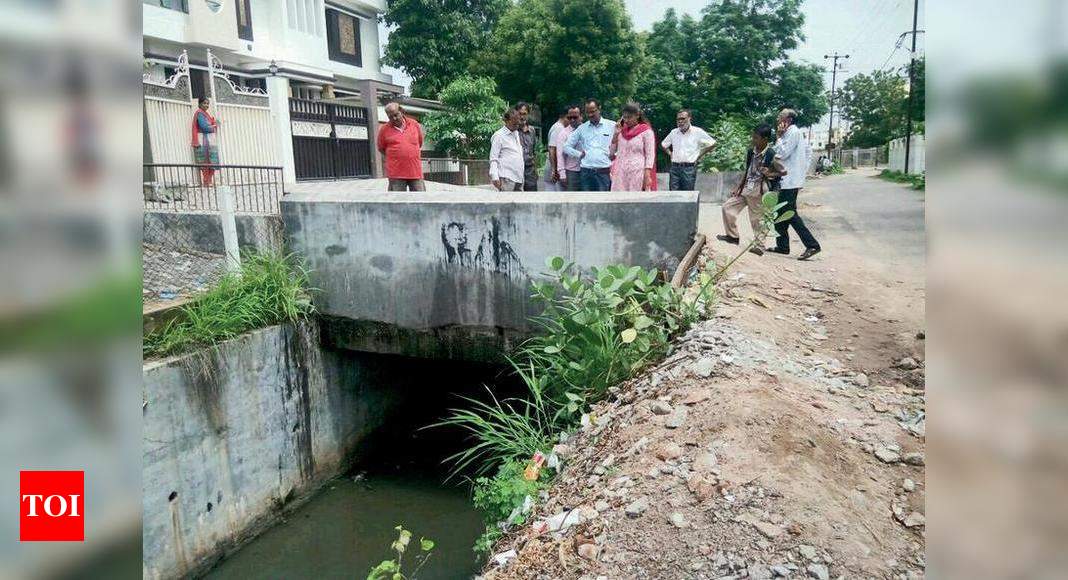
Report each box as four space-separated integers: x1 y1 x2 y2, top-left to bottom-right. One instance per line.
470 458 548 556
433 256 715 479
472 459 547 525
523 257 711 422
472 525 502 557
878 169 925 190
431 256 721 557
698 117 751 173
143 252 314 358
366 525 435 580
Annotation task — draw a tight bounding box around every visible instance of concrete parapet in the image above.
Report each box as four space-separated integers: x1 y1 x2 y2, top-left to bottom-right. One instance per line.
281 189 700 361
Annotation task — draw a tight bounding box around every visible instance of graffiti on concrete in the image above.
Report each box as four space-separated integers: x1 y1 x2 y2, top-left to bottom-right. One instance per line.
440 222 472 266
440 217 525 276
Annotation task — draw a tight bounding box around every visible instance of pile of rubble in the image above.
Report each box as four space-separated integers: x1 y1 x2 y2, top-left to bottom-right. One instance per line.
482 317 926 579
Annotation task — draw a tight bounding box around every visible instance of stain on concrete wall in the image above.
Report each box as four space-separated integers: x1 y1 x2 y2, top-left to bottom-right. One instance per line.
281 190 699 361
142 323 407 580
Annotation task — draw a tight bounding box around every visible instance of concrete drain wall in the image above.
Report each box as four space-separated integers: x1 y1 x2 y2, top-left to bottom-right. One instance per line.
281 189 700 362
142 323 406 579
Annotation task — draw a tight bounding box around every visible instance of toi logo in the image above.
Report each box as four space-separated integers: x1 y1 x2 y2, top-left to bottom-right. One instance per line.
19 471 84 542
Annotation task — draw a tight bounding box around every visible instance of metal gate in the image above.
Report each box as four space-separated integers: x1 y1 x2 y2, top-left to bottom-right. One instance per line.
289 98 372 180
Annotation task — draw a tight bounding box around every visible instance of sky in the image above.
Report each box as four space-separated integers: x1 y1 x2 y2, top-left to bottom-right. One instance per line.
380 0 926 115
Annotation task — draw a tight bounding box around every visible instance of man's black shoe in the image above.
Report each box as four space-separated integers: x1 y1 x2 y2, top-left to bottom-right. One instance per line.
798 248 821 261
749 246 764 256
766 247 790 255
716 234 740 245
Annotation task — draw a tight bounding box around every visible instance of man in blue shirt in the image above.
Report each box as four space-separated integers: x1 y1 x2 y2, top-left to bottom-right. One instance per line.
563 99 616 191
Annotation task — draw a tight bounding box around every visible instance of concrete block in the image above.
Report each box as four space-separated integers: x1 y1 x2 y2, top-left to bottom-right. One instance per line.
142 323 404 579
281 189 699 361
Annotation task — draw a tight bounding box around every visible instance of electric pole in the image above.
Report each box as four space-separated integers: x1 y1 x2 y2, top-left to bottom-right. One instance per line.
904 0 920 174
824 52 849 151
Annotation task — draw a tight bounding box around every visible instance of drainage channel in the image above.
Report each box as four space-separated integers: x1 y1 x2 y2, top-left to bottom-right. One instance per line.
203 352 523 579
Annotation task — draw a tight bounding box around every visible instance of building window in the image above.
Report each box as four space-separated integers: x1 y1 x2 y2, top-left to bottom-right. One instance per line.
190 69 209 100
143 0 188 12
236 0 253 41
326 8 362 67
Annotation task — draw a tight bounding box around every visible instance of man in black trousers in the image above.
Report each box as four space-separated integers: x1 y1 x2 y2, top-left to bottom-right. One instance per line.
767 109 821 260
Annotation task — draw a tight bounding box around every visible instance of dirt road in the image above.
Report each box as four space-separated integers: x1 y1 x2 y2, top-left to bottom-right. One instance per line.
486 170 927 579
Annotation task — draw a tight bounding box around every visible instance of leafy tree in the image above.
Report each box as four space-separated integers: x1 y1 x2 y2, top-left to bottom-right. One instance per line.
636 9 702 133
382 0 509 98
770 62 828 128
475 0 642 129
637 1 818 128
690 0 806 118
421 76 508 158
836 69 907 147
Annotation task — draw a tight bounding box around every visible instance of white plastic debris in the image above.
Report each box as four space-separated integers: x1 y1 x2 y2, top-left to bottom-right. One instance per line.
492 549 517 567
544 508 586 532
546 452 561 470
506 494 535 524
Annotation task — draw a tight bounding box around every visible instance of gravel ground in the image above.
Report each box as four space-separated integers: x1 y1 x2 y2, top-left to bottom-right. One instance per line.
481 240 926 579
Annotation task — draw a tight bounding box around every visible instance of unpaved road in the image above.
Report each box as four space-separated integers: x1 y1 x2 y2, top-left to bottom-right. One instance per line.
485 170 927 579
699 168 926 375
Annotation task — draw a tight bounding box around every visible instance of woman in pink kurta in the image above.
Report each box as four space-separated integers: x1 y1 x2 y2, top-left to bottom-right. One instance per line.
609 102 657 191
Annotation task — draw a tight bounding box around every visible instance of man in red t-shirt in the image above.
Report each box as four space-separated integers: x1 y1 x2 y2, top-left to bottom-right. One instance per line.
377 102 425 191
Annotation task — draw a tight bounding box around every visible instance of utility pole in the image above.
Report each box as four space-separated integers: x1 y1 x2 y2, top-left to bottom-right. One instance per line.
903 0 920 174
824 52 849 151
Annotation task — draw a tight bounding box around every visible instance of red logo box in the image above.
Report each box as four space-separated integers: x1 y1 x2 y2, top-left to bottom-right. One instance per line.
19 471 84 542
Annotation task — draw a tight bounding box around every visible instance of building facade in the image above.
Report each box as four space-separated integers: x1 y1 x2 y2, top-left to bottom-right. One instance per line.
143 0 439 182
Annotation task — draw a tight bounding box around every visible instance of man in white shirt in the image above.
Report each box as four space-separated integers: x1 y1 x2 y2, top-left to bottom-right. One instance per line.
542 107 568 191
489 108 525 192
555 105 583 191
660 109 717 190
767 108 821 260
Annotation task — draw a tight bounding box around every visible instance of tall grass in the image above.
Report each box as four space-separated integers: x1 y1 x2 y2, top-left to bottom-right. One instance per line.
143 252 314 358
429 360 556 479
433 259 714 480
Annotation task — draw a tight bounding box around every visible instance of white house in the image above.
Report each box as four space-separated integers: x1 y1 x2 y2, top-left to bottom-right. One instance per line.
142 0 440 181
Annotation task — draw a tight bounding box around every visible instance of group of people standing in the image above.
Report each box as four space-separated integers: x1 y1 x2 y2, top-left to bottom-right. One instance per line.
374 99 820 260
490 99 717 194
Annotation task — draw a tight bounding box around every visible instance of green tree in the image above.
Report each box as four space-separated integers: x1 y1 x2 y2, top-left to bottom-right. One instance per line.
770 62 828 128
636 1 818 128
836 69 907 147
422 76 508 158
636 9 701 133
475 0 642 129
382 0 509 98
691 0 806 118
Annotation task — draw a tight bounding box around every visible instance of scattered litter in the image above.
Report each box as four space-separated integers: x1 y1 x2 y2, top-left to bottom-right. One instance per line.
748 295 770 308
524 451 546 481
542 507 589 532
492 549 517 567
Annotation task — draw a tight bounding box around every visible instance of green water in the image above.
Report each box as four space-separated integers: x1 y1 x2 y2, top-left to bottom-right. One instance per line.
203 355 519 580
204 474 484 580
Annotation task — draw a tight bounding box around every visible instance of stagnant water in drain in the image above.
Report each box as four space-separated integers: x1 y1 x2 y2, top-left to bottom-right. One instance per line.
203 475 484 579
205 353 522 579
